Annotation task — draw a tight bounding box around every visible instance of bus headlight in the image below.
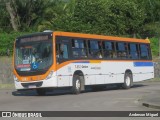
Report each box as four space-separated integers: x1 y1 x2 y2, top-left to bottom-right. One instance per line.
46 71 54 80
13 75 19 82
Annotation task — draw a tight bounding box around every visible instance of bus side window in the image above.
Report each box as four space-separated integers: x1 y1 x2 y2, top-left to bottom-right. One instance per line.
88 40 102 59
62 44 69 59
140 44 149 59
72 39 87 58
129 43 139 59
98 41 103 58
103 41 115 59
56 43 69 61
116 42 127 59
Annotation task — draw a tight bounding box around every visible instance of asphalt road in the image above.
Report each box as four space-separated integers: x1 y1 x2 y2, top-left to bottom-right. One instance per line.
0 81 160 120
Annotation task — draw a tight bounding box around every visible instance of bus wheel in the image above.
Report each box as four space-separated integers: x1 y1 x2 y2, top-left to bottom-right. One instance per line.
36 88 46 96
122 72 132 89
72 75 81 94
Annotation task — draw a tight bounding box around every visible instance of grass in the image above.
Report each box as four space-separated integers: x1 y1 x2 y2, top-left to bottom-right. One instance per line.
0 84 14 89
147 78 160 82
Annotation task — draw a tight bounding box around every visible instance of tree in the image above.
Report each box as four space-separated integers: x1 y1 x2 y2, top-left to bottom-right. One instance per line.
0 7 10 32
137 0 160 37
150 37 159 56
5 2 18 31
37 0 68 31
0 0 14 32
53 0 146 37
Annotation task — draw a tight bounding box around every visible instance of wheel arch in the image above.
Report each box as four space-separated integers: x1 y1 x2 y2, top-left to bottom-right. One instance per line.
125 69 132 75
73 70 85 91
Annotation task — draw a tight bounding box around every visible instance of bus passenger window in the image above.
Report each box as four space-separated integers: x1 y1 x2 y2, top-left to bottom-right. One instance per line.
72 39 87 58
103 41 115 59
140 44 149 59
62 44 69 59
56 44 63 59
56 43 69 59
116 42 127 59
88 40 102 59
117 52 122 58
129 43 139 59
112 52 117 58
97 51 102 58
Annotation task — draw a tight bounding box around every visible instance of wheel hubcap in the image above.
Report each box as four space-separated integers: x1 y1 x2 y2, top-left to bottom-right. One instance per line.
126 76 131 86
76 79 80 90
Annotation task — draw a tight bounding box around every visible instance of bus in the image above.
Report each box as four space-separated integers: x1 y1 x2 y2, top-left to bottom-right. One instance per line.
13 31 154 95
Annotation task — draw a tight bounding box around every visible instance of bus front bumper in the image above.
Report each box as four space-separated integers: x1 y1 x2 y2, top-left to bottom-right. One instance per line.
14 76 57 90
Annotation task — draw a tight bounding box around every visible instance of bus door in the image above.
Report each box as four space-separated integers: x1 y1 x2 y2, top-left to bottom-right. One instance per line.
56 37 72 87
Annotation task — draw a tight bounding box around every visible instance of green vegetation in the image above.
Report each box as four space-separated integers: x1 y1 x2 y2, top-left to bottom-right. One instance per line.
0 84 14 89
0 0 160 56
0 32 28 55
150 37 159 56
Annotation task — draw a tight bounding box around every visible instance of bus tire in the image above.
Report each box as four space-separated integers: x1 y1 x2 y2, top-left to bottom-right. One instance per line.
122 72 132 89
36 88 46 96
72 75 81 94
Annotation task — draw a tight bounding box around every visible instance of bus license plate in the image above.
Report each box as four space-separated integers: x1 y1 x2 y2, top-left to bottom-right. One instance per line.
28 85 36 88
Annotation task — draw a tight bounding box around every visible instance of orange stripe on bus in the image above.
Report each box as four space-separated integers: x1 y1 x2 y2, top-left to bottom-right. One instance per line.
90 60 101 63
54 31 150 43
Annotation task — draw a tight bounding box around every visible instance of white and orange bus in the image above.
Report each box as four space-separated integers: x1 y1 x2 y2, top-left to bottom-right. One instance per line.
13 31 154 95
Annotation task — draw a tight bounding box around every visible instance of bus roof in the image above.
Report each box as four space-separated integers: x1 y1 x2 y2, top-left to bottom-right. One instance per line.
16 31 52 40
16 31 150 44
54 31 150 43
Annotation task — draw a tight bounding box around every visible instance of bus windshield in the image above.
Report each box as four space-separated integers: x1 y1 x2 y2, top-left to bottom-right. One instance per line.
15 41 52 72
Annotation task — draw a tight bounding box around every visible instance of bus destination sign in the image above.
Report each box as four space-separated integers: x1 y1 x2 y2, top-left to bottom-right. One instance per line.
20 35 49 43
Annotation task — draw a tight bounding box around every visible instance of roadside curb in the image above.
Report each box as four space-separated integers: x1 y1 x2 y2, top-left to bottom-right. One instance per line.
142 102 160 110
